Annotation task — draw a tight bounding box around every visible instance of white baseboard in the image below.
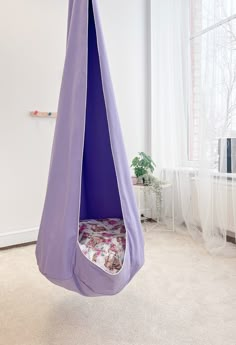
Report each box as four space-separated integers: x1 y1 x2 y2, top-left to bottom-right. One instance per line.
0 227 39 248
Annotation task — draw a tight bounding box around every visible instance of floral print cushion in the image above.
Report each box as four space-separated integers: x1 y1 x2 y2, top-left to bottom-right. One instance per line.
78 218 126 274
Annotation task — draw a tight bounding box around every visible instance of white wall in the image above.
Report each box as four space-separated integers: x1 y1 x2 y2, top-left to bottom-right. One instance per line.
0 0 67 247
0 0 149 246
98 0 150 161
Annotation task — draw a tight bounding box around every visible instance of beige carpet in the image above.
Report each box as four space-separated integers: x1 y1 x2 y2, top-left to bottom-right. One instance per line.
1 226 236 345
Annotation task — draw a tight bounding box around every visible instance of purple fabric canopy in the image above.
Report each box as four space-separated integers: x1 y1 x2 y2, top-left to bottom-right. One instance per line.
36 0 144 297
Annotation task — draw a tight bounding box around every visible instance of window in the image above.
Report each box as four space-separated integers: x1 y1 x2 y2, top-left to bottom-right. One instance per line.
189 0 236 161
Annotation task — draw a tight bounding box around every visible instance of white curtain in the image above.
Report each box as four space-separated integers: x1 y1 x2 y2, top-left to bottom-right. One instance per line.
151 0 236 256
150 0 189 169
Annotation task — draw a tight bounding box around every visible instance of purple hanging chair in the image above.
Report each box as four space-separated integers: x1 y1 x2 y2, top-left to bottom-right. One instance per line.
36 0 144 297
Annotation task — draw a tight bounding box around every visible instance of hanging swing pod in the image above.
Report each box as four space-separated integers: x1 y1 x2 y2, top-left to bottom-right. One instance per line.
36 0 144 297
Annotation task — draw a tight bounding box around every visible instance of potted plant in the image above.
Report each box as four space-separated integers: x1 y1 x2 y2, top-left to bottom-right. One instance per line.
131 152 156 185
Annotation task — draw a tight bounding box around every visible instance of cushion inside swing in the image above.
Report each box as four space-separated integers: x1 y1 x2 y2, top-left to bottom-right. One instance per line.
78 219 126 274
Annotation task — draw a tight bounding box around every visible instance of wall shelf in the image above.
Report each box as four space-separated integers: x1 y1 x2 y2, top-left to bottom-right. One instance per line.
30 111 57 118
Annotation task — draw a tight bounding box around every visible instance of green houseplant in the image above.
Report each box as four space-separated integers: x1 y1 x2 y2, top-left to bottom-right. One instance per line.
131 152 162 222
131 152 156 184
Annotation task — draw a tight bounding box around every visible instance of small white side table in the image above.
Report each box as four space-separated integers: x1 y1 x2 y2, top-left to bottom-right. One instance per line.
133 183 175 232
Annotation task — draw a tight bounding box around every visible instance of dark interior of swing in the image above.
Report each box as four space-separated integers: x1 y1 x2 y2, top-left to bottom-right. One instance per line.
78 2 126 275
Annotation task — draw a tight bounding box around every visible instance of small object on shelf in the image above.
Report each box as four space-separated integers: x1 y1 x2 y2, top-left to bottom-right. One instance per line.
131 176 138 185
218 138 236 173
30 110 57 118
